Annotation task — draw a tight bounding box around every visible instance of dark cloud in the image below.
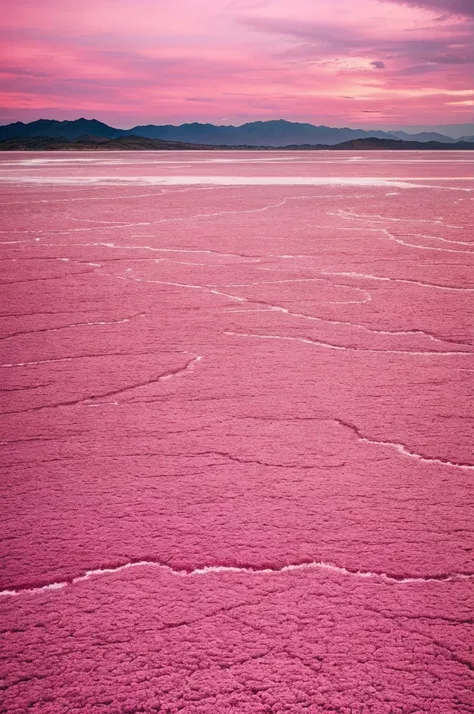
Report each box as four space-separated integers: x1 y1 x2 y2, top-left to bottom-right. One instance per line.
371 60 387 68
395 63 439 75
382 0 474 17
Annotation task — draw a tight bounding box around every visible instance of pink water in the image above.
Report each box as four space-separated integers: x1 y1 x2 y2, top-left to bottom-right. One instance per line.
1 151 473 713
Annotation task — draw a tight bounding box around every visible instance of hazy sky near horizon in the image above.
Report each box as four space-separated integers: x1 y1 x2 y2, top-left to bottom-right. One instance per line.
1 0 473 128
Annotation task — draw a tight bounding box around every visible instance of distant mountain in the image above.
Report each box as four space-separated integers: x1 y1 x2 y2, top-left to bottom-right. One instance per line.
3 118 474 146
390 130 455 143
2 135 474 152
122 120 398 146
0 118 121 141
0 118 399 146
459 135 474 143
393 123 474 140
5 117 474 147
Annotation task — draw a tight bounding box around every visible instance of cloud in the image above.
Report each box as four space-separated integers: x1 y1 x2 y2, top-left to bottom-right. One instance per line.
239 12 473 72
226 0 269 8
382 0 474 17
185 97 216 102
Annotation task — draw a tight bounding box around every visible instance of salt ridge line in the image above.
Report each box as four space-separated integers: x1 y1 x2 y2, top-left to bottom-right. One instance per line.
328 209 474 251
2 559 474 597
93 241 261 261
224 330 474 357
333 211 474 248
95 259 471 336
17 221 474 261
330 209 463 229
30 230 474 280
1 192 340 237
1 350 156 368
98 270 373 310
0 313 145 342
335 419 474 472
216 276 372 303
384 226 473 248
33 237 262 261
0 185 241 206
0 221 152 236
329 210 474 253
0 187 367 208
0 353 203 415
323 272 474 292
123 193 319 224
218 286 469 349
380 228 474 255
69 216 131 225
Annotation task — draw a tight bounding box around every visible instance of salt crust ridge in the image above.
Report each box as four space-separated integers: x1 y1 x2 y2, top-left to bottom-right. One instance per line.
2 559 474 597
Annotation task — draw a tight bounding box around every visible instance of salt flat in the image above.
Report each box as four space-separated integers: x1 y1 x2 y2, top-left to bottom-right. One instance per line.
0 151 473 713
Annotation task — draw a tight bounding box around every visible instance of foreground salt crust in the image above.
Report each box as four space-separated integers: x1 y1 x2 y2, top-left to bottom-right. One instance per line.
1 151 473 714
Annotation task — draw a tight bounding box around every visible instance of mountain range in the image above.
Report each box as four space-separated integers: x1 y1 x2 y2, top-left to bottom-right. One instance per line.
393 123 474 140
1 118 473 147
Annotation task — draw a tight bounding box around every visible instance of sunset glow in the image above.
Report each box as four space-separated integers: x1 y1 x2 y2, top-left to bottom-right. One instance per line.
1 0 473 127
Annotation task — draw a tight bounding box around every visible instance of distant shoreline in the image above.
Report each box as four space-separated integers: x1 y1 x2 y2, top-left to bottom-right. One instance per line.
2 135 474 152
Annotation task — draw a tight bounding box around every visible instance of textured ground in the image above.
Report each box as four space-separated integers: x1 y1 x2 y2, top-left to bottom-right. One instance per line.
0 151 473 713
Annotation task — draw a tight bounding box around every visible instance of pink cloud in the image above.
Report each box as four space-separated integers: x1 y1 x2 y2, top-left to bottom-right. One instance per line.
0 0 472 127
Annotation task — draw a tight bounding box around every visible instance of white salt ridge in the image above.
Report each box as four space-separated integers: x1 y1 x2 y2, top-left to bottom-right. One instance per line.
324 271 474 292
331 208 463 229
221 290 468 349
2 559 473 598
1 355 112 368
224 330 474 357
334 420 474 472
332 209 474 248
1 314 144 343
379 228 474 254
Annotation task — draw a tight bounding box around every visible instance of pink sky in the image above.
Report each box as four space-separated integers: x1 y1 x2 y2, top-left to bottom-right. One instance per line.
0 0 473 128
